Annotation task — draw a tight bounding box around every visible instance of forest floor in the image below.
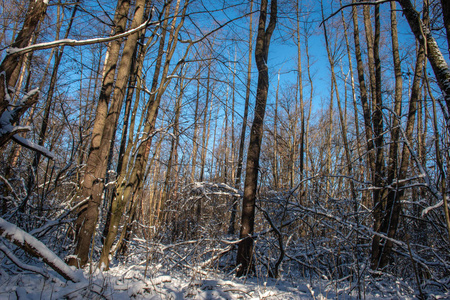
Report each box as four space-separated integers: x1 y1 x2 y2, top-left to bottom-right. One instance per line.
0 250 447 300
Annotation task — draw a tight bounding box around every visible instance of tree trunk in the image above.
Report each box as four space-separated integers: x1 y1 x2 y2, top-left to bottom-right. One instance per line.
398 0 450 131
272 70 280 190
23 4 78 213
98 0 189 269
372 2 427 270
304 21 313 184
375 44 424 270
200 65 212 182
228 0 254 235
191 78 200 182
161 69 183 226
296 0 305 190
440 0 450 59
97 0 171 269
69 0 145 268
101 18 148 244
0 0 47 114
0 0 48 146
236 0 277 277
0 217 79 282
369 3 386 270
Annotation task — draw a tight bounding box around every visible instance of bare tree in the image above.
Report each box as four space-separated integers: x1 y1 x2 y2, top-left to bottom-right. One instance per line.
397 0 450 129
236 0 277 277
0 0 48 147
69 0 148 268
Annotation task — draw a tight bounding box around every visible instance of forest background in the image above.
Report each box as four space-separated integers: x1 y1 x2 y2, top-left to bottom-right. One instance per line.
0 0 449 298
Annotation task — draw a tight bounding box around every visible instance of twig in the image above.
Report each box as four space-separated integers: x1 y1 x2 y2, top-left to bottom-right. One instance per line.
320 0 393 26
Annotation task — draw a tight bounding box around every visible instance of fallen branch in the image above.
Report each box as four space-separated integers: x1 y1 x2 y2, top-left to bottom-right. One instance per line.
0 242 48 278
0 217 80 282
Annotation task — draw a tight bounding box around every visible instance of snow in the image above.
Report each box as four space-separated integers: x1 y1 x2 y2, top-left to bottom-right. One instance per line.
0 79 55 159
0 217 80 282
0 86 39 134
6 264 449 299
6 19 154 55
0 243 48 278
0 261 426 299
0 234 448 299
12 135 55 159
422 199 443 216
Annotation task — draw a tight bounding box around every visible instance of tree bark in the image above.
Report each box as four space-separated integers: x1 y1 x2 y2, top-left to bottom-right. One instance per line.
200 65 212 182
23 4 78 213
101 12 149 245
296 0 305 192
69 0 145 268
0 0 48 115
228 0 254 235
375 44 424 270
236 0 277 277
191 78 200 182
440 0 450 59
0 0 48 147
398 0 450 131
369 2 386 270
98 0 189 270
352 0 374 173
372 1 427 270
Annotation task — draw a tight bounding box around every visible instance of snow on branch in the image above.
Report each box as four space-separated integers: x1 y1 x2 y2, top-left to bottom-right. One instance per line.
0 82 55 158
29 198 88 238
0 242 49 278
11 134 55 159
0 217 80 282
6 19 154 55
421 200 444 217
0 84 38 142
187 182 241 199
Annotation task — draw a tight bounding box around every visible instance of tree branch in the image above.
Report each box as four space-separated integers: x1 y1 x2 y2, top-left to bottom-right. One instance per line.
321 0 393 26
6 19 154 55
0 242 49 278
12 134 55 159
0 217 80 282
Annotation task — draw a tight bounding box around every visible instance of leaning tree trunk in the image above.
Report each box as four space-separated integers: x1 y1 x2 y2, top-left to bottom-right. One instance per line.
68 0 131 266
372 0 403 270
0 217 79 282
98 2 172 270
99 0 190 270
351 0 374 172
236 0 277 277
24 4 78 214
398 0 450 132
296 0 305 194
440 0 450 59
69 0 145 268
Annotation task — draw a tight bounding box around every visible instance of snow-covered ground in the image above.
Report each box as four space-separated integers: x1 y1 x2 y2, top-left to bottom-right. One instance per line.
1 258 448 299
